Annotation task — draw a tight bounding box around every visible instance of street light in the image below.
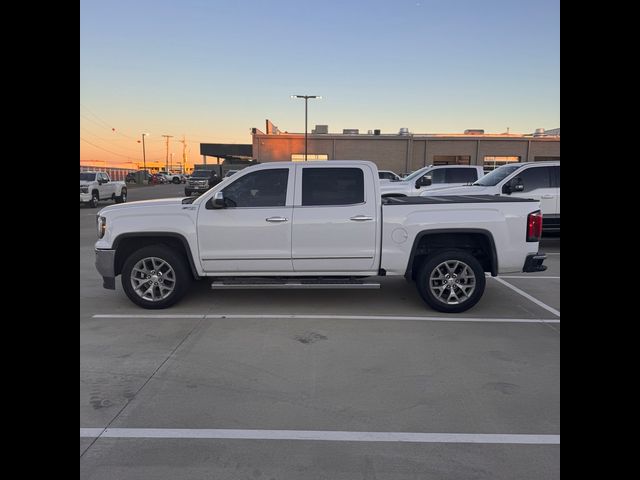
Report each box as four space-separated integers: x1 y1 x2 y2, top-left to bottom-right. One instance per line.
291 95 322 161
140 133 150 171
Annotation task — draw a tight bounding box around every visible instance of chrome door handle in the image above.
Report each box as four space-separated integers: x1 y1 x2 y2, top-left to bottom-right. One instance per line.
350 215 373 221
266 216 288 223
541 195 554 199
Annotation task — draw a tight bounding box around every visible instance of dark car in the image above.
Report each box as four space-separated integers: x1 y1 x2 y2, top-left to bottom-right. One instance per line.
125 170 152 184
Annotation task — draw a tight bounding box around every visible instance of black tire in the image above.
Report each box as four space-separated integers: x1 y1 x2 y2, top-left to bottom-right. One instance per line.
415 249 486 313
121 245 192 309
115 187 127 203
89 191 99 208
184 189 192 196
172 177 180 184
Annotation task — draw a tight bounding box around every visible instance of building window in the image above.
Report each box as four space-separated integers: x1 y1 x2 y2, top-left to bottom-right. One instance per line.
432 155 471 165
291 154 329 162
534 156 560 162
484 156 520 171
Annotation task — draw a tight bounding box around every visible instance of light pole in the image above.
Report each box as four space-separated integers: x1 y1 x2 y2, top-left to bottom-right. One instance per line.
141 133 149 171
291 95 321 161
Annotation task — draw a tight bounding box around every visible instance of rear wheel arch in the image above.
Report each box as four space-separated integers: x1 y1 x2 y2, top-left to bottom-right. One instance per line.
405 229 498 281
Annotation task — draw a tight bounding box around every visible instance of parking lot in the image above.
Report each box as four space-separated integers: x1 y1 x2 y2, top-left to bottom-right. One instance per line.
80 184 559 479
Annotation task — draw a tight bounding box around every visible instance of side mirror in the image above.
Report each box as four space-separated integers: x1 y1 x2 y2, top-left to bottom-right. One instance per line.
206 191 226 209
416 177 432 188
502 184 512 194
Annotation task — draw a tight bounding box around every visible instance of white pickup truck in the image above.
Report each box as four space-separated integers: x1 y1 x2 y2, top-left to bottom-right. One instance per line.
94 161 547 313
80 172 127 208
380 164 485 197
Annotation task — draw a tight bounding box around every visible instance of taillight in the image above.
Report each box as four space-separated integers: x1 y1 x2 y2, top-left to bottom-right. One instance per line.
526 210 543 242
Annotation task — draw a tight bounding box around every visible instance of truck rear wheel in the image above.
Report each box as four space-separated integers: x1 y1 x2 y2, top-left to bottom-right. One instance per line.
416 249 486 313
121 245 191 309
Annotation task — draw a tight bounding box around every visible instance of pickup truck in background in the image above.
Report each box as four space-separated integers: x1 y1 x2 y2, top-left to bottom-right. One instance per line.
421 161 560 232
94 161 546 313
380 164 485 197
158 171 186 184
184 169 222 196
80 172 127 208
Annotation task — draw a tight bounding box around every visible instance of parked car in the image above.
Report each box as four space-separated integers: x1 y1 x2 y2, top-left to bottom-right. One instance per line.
94 161 546 312
184 169 221 196
378 170 402 181
224 169 239 178
150 173 167 184
379 165 485 197
421 161 560 232
80 172 127 208
125 170 152 184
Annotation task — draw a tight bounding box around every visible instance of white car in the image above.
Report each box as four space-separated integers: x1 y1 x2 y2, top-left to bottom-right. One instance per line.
422 161 560 232
95 161 547 313
380 165 485 197
80 172 127 208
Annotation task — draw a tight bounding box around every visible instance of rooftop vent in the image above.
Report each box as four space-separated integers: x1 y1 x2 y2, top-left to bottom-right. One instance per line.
464 129 485 135
399 127 410 135
374 129 381 135
343 128 359 134
313 124 328 134
533 128 546 137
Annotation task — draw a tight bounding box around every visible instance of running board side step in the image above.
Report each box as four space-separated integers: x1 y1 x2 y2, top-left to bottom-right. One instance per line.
211 280 380 290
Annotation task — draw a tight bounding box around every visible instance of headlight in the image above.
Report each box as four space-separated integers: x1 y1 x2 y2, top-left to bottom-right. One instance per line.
81 186 89 193
97 216 106 239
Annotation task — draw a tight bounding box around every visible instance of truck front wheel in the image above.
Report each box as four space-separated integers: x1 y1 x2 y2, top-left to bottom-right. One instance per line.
115 187 127 203
416 249 486 313
121 245 191 309
89 191 99 208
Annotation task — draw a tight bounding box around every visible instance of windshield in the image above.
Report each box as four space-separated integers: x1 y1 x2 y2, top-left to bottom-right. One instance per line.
191 170 211 178
474 164 521 186
80 173 96 181
402 167 430 182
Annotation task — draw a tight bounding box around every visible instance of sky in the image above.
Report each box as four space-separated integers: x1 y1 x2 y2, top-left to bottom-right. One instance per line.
80 0 559 169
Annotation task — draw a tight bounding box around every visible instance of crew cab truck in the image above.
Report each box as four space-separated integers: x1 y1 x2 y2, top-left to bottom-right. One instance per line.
95 161 546 313
421 161 560 232
380 164 485 197
80 172 127 208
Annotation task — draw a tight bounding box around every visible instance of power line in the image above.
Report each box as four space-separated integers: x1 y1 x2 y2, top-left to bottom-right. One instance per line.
80 137 139 159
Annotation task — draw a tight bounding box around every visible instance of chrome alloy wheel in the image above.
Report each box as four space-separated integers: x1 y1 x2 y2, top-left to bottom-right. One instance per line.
130 257 176 301
429 260 476 305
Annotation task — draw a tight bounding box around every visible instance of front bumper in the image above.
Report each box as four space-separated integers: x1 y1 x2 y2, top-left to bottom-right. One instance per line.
95 249 116 289
522 252 547 273
187 184 210 192
80 192 91 202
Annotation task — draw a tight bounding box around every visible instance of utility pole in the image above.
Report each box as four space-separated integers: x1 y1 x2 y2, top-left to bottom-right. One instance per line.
179 136 188 173
162 135 173 172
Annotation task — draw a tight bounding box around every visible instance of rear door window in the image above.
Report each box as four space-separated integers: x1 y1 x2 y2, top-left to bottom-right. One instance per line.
302 168 364 206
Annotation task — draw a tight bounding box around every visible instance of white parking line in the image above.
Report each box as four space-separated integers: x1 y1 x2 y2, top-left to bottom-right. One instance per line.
491 277 560 317
92 314 559 323
80 428 559 445
500 276 560 279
